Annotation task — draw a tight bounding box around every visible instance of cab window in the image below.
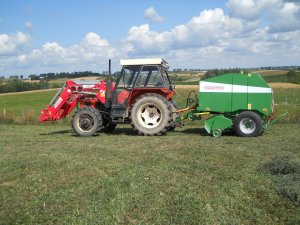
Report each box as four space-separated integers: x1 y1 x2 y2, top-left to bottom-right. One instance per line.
117 65 141 89
135 66 163 87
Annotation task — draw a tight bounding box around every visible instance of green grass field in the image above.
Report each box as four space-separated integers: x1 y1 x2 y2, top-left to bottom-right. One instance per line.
0 87 299 224
0 124 299 224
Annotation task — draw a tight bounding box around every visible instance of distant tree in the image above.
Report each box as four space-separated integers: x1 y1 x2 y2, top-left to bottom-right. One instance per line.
9 75 19 79
29 75 40 80
287 70 296 82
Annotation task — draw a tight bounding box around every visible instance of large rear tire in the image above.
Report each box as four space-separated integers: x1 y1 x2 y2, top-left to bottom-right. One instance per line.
131 94 172 136
72 107 103 136
168 100 180 131
234 111 263 137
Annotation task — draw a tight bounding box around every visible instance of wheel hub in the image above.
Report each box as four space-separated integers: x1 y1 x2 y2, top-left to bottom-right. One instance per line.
239 118 256 134
79 115 94 131
138 104 162 128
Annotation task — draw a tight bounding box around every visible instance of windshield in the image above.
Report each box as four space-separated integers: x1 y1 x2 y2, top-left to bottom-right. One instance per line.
117 65 141 89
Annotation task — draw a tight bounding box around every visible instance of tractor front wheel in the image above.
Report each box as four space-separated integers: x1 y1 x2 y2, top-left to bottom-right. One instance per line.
131 94 172 136
234 111 263 137
72 107 103 136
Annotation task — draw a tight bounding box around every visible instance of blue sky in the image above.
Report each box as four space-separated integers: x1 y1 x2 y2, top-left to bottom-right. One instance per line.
0 0 300 76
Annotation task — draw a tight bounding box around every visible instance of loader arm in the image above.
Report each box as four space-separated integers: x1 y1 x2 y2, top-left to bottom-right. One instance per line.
40 79 104 122
40 80 82 121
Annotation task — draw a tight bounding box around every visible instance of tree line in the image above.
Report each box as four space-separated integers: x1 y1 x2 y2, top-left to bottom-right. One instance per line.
0 79 63 94
28 71 108 81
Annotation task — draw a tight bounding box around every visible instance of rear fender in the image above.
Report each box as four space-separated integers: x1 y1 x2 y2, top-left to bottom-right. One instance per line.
128 88 175 107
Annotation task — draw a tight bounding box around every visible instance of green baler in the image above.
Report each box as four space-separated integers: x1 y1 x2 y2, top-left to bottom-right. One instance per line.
178 72 275 137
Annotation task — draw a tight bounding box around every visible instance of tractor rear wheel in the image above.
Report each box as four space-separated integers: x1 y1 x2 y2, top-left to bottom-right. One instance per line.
168 100 180 131
234 111 263 137
72 107 103 136
131 94 172 136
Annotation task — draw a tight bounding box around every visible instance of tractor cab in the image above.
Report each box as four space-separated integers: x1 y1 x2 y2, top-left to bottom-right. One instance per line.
110 58 175 123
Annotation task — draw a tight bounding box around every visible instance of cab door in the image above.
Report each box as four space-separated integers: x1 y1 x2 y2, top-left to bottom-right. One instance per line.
112 65 141 107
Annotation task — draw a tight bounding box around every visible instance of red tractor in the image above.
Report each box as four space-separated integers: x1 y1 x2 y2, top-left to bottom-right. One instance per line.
40 58 178 136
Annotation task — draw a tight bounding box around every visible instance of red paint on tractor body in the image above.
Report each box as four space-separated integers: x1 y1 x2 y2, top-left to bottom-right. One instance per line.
40 79 174 122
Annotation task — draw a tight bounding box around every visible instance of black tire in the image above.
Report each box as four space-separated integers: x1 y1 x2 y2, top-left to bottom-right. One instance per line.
72 107 103 136
234 111 263 137
168 100 180 131
131 94 172 136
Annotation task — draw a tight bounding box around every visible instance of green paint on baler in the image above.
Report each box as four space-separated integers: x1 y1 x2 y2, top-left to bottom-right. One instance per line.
198 73 273 116
199 92 232 112
248 75 273 115
232 74 247 111
205 114 233 134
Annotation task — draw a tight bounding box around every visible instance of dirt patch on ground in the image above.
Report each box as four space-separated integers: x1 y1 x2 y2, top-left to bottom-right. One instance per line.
253 70 288 76
269 83 300 88
0 88 59 96
176 85 198 89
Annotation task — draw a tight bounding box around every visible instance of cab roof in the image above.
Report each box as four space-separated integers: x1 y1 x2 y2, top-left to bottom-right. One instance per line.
120 58 169 69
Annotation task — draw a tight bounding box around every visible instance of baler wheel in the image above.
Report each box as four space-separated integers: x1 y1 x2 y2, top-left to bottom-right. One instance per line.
131 94 172 136
72 107 103 136
234 111 263 137
212 129 222 138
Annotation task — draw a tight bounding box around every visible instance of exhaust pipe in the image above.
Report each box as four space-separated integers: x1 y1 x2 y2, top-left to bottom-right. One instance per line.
105 59 112 107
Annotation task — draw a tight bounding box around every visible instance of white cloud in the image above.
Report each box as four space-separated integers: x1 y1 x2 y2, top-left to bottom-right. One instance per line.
268 2 300 32
124 5 300 69
227 0 276 20
126 24 172 54
227 0 300 32
126 9 244 54
0 31 116 75
144 7 164 23
0 31 30 55
83 32 109 47
43 42 65 53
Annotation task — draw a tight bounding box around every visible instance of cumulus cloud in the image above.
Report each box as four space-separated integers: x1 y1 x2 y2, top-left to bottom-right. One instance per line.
126 8 244 55
126 24 172 54
227 0 300 32
0 31 30 55
35 33 113 68
268 2 300 32
144 7 164 23
0 31 115 75
83 32 109 47
124 3 300 68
